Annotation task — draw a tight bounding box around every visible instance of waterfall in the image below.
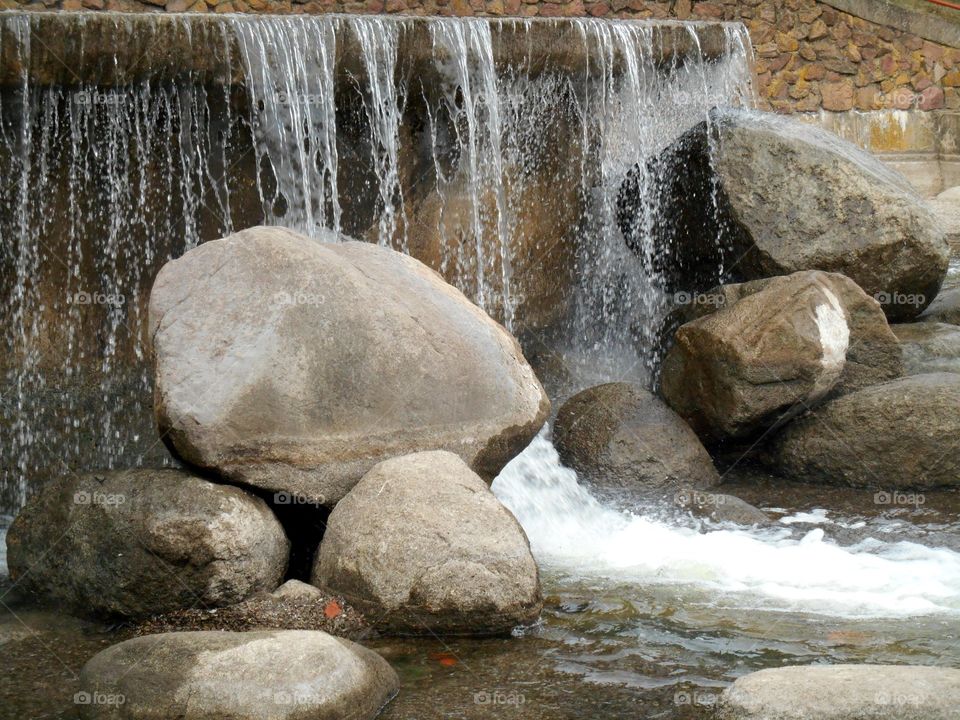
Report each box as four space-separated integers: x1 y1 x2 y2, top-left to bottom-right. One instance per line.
0 14 754 513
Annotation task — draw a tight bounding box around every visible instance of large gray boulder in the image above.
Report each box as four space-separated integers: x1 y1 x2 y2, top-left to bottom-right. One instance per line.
77 630 398 720
720 664 960 720
620 109 949 320
891 322 960 375
660 271 890 443
676 272 902 395
150 226 549 506
312 450 541 636
6 469 288 618
553 383 719 499
770 373 960 489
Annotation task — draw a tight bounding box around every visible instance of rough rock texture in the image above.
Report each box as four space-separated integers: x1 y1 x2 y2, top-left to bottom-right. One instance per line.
313 451 542 635
660 272 860 443
136 581 368 637
891 322 960 375
720 664 960 720
553 383 720 499
920 285 960 325
150 226 549 506
930 187 960 253
675 489 770 526
78 630 398 720
621 109 949 319
6 469 288 619
770 373 960 488
677 272 903 395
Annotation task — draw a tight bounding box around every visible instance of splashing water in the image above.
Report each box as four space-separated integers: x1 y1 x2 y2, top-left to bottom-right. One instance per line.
493 435 960 619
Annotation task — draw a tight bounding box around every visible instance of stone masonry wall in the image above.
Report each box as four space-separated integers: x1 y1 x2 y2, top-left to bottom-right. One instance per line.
3 0 960 113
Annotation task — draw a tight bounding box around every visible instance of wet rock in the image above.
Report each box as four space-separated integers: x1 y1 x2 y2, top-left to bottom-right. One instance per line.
78 630 398 720
312 451 542 636
6 469 288 619
620 109 949 320
676 272 902 395
150 226 549 507
770 373 960 489
929 185 960 253
675 489 769 526
891 322 960 375
919 285 960 325
553 382 719 500
660 272 861 443
136 581 368 637
719 664 960 719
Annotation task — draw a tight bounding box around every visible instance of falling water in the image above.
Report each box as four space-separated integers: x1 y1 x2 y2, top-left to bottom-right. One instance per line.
0 14 754 513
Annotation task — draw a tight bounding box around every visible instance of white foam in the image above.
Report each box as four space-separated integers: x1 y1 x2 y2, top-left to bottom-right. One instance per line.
493 434 960 619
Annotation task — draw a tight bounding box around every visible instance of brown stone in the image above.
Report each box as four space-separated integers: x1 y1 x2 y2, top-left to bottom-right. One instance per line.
919 86 945 110
799 43 816 61
802 62 826 80
776 31 799 53
692 1 723 18
807 18 827 40
943 71 960 87
821 79 854 111
855 85 881 111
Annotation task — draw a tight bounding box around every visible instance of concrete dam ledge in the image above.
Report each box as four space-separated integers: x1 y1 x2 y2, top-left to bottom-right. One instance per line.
0 12 743 87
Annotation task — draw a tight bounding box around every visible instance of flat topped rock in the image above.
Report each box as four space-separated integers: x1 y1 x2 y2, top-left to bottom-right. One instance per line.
720 664 960 720
78 630 398 720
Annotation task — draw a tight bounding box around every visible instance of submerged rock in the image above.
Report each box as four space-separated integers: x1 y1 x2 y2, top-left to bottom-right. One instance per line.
770 373 960 489
675 489 769 526
919 285 960 325
891 322 960 375
6 469 288 619
620 109 948 320
78 630 398 720
313 451 542 635
150 225 549 507
553 382 719 500
719 664 960 720
660 271 865 443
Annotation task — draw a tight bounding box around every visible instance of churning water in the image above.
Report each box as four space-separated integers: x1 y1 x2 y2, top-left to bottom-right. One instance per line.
494 435 960 619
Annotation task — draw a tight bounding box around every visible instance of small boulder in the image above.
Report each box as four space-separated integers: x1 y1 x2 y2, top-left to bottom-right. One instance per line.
620 109 949 319
660 271 858 443
891 322 960 375
312 451 542 636
77 630 398 720
769 373 960 489
675 489 769 526
149 226 549 506
719 664 960 720
553 383 719 500
6 469 288 618
919 285 960 325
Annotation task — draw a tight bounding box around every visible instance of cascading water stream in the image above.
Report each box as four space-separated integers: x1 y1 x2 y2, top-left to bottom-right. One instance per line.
0 14 755 514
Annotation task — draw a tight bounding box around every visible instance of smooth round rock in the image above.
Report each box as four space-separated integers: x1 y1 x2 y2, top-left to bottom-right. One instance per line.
77 630 398 720
6 469 288 618
149 226 549 506
553 382 720 499
720 664 960 720
313 450 542 636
